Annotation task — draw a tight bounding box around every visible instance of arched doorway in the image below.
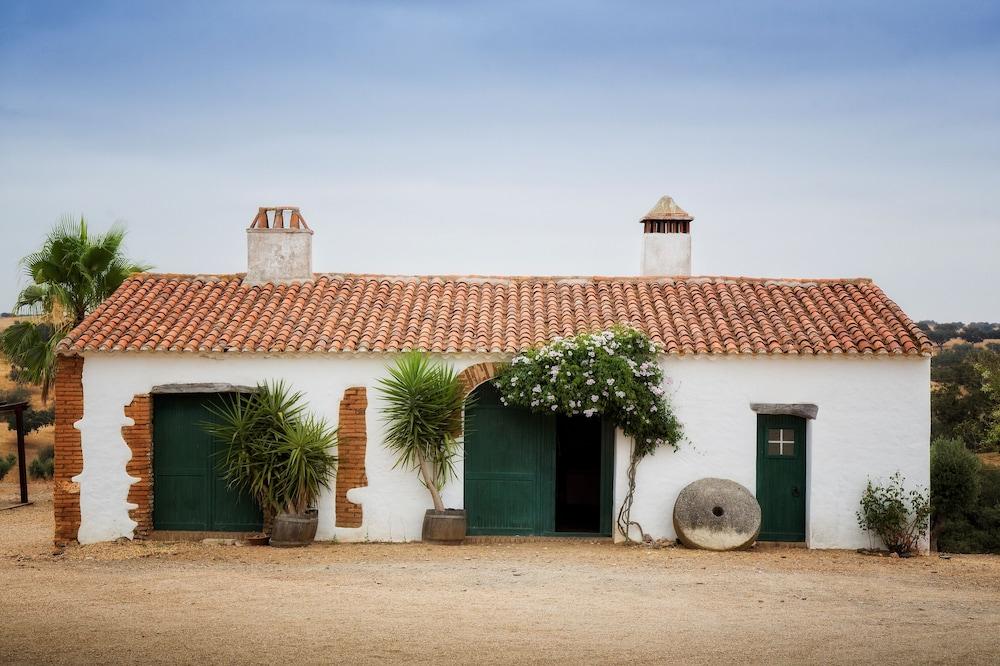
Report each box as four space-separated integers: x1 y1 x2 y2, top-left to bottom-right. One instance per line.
463 383 613 536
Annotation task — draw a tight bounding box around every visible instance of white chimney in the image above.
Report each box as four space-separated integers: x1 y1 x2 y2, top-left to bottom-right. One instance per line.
639 196 693 276
245 206 314 285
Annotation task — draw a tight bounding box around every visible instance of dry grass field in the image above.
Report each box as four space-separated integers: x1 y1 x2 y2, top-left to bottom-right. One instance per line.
1 480 999 664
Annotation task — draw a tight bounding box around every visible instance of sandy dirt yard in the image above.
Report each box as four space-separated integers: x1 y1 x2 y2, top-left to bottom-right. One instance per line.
1 482 999 665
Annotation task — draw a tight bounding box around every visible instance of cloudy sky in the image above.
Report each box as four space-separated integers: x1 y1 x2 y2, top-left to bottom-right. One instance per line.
1 1 997 320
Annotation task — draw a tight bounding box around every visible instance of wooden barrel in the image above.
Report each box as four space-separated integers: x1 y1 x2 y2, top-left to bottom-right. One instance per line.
422 509 467 544
270 511 319 547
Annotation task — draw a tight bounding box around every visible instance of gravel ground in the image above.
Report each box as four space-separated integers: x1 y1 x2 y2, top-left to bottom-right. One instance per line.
2 481 999 664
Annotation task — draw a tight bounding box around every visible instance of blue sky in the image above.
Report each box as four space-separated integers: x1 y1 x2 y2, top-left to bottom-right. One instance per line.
1 1 997 320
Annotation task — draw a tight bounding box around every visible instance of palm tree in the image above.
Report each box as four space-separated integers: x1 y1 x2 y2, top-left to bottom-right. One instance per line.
0 217 149 401
377 352 468 511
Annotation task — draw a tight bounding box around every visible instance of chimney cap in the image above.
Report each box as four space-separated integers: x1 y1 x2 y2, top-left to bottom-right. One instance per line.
640 196 693 222
250 206 311 231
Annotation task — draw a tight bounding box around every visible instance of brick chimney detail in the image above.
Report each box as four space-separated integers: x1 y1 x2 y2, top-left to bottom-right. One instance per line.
246 206 314 285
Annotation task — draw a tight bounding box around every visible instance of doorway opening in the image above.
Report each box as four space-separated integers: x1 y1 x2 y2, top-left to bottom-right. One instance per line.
555 415 603 533
463 383 613 537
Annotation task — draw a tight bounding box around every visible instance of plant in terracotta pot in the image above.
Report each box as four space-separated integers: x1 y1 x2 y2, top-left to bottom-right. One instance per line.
378 352 469 544
204 381 338 547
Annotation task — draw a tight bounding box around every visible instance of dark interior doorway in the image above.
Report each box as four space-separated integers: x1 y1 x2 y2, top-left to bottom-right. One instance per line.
555 415 603 533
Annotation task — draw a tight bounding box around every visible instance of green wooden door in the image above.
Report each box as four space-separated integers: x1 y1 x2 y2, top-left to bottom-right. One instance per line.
153 393 262 532
756 414 807 541
464 384 553 535
464 384 613 536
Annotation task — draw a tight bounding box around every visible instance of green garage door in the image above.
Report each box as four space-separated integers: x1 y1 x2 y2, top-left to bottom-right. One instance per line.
153 393 262 532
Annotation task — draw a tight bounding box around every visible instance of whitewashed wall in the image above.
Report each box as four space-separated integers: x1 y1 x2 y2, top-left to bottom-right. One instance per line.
75 353 496 544
75 352 928 549
618 354 931 549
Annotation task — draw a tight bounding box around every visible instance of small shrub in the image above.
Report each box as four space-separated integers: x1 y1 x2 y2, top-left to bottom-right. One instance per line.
29 444 54 480
0 454 16 481
856 472 931 554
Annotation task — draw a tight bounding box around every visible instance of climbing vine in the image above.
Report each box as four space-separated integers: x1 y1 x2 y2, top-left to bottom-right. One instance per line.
492 326 683 541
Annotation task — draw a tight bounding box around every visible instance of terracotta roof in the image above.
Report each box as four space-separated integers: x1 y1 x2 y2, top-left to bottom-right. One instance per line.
56 273 931 356
641 196 694 222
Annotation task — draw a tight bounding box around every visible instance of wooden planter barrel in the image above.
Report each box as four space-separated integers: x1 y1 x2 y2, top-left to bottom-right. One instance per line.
270 510 319 547
422 509 467 544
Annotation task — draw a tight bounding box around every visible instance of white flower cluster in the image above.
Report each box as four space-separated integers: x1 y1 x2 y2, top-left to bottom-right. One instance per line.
496 328 678 448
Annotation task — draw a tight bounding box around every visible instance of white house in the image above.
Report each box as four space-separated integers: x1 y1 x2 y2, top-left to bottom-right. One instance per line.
52 198 931 548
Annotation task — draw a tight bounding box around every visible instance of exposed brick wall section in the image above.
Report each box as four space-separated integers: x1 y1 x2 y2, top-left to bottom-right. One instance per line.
335 387 368 528
457 361 501 396
54 355 84 546
123 395 153 538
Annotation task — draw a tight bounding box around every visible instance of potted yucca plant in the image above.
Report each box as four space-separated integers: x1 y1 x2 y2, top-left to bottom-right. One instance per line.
378 352 469 544
204 381 338 547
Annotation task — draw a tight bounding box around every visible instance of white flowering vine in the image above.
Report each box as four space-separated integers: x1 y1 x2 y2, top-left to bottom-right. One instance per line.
493 325 683 541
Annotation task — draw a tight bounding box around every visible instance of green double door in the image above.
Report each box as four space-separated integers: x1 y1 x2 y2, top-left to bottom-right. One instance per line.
464 384 613 536
153 393 262 532
756 414 807 541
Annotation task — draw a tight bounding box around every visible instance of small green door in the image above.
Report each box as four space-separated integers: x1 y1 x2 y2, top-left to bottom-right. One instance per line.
756 414 807 541
153 393 262 532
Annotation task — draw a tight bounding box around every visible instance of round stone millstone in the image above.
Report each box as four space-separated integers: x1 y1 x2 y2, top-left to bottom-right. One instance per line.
672 478 762 551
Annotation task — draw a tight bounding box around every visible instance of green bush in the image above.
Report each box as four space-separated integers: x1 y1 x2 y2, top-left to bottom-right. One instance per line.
938 466 1000 554
856 472 931 554
0 453 16 481
29 444 54 480
931 438 981 517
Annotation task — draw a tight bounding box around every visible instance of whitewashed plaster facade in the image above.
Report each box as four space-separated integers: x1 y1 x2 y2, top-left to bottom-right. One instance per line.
74 351 929 549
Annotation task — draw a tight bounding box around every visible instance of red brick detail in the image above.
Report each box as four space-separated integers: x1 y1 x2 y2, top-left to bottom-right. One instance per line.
54 356 84 546
457 362 501 396
123 394 153 538
335 387 367 528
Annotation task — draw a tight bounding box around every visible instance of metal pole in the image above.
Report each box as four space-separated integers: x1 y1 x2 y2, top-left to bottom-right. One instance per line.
15 405 28 505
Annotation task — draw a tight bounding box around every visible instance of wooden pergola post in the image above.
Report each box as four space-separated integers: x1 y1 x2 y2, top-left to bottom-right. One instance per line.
1 400 29 506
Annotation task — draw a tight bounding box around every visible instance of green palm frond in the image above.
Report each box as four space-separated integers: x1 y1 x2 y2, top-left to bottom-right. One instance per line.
2 216 150 400
377 352 468 493
15 215 150 325
0 321 63 402
202 381 337 515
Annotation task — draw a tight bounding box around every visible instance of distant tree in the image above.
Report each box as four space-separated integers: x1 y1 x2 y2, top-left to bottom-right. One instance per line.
0 218 149 402
931 346 997 451
962 322 998 344
977 351 1000 445
928 322 963 347
0 387 55 434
